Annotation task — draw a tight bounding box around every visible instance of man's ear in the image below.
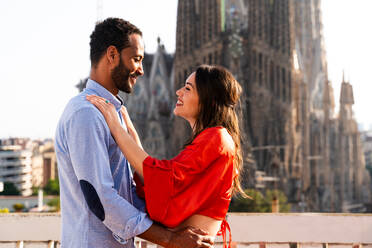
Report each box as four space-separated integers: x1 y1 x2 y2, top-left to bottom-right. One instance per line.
106 46 119 67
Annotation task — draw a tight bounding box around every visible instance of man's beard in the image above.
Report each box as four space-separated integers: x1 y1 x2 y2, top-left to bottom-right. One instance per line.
111 58 136 93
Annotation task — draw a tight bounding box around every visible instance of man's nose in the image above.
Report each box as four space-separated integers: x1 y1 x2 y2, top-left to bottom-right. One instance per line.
137 62 144 76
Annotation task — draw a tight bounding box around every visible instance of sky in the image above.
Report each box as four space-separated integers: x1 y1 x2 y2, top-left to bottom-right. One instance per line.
321 0 372 131
0 0 371 139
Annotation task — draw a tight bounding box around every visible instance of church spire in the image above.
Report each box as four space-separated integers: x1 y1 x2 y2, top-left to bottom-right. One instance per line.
342 70 345 82
340 73 354 105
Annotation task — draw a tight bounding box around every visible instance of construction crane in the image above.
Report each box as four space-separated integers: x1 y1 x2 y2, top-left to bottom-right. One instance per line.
97 0 103 21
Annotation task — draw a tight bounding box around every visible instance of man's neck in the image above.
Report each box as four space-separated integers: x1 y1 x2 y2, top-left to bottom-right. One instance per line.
90 69 118 96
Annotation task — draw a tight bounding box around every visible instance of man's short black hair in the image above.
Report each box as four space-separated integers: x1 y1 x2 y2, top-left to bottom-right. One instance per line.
90 17 142 66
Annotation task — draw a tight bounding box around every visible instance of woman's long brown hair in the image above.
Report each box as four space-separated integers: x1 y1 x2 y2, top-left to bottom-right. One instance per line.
186 65 247 197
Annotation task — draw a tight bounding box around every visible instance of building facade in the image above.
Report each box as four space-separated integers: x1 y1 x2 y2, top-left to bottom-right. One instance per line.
170 0 371 212
361 131 372 173
31 140 58 187
331 78 371 212
0 145 33 196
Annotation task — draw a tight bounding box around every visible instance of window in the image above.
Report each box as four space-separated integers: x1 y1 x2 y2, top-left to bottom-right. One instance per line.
259 72 263 86
276 65 280 99
259 53 263 70
252 50 257 67
270 61 275 92
282 68 286 101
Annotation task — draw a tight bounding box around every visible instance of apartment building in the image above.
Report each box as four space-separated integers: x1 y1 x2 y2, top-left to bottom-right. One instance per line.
0 145 33 196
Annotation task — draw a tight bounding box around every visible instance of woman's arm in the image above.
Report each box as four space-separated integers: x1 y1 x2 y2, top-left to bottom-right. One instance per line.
120 106 143 149
175 215 222 238
86 95 146 178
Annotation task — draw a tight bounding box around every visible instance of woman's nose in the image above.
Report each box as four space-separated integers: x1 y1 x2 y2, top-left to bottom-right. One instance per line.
176 88 182 96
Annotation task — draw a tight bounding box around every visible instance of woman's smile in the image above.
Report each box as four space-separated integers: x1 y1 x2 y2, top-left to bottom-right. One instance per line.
173 72 199 127
176 98 183 107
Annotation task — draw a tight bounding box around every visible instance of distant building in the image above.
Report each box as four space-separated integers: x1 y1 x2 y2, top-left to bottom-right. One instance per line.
0 145 33 196
330 78 371 212
362 131 372 169
0 138 31 150
31 140 57 187
361 131 372 207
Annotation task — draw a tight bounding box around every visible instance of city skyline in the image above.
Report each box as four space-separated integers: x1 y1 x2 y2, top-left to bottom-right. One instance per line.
0 0 371 139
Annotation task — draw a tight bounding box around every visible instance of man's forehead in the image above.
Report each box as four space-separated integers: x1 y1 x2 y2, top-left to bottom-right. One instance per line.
127 34 144 53
121 41 143 59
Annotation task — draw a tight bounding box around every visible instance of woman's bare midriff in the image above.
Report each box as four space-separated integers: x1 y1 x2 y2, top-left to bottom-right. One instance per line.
169 214 222 237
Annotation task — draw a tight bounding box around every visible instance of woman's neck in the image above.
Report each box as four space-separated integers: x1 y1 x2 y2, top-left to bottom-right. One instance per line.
188 119 196 134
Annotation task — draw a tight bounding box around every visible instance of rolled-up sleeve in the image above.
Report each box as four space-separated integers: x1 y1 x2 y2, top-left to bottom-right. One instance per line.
65 107 152 241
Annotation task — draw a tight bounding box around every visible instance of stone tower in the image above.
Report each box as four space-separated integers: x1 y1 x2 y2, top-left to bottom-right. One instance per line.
292 0 333 211
335 75 371 211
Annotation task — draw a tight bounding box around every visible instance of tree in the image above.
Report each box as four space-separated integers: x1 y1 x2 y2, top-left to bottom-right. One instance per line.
43 179 60 195
47 197 60 212
0 182 20 196
264 189 291 212
229 188 291 212
31 186 40 196
229 189 268 212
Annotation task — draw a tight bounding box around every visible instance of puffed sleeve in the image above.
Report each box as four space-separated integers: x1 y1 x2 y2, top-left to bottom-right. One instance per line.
142 127 234 227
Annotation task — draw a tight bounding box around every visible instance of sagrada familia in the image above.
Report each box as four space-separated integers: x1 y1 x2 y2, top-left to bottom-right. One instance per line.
78 0 371 212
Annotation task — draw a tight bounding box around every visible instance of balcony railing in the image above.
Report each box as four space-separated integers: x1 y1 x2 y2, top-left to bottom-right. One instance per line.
0 213 371 248
0 165 32 176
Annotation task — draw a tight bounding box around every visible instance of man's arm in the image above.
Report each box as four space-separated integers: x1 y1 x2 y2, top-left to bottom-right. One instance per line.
138 223 214 248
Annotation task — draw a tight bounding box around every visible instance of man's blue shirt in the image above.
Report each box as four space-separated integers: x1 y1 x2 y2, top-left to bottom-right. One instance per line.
55 79 152 248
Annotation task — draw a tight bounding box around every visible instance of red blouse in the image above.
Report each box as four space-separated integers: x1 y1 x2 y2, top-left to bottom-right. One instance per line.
134 126 236 228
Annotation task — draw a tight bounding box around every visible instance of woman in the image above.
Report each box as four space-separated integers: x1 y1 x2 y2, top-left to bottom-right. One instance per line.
86 65 247 246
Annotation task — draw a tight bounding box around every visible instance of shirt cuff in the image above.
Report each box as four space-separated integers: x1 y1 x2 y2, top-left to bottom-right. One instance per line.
113 214 153 244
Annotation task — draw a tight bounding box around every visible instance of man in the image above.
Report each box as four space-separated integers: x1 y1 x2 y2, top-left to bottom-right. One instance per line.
55 18 213 248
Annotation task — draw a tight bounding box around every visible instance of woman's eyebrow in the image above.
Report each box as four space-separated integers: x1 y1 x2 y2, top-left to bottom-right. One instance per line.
186 82 194 88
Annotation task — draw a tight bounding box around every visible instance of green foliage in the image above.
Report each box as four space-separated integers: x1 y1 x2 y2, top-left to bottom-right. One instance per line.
43 179 60 195
47 197 60 212
229 189 268 212
264 189 291 212
0 182 20 196
31 186 40 196
12 203 25 212
0 208 9 213
229 188 291 213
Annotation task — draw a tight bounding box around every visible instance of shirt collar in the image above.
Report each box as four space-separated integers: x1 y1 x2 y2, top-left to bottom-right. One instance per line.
85 79 124 111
